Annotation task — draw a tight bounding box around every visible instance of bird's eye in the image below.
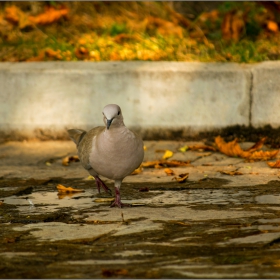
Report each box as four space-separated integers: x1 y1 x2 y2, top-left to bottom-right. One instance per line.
118 111 120 115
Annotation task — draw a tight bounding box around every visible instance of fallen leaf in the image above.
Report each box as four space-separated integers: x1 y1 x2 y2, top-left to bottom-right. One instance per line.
29 6 69 25
162 150 173 159
222 11 244 41
5 5 32 29
75 46 89 59
56 184 84 193
0 201 3 206
27 48 62 61
179 145 189 152
248 150 279 161
131 166 142 175
62 155 80 166
267 160 280 168
267 20 279 33
94 198 115 203
172 173 189 183
142 160 191 168
164 168 175 176
245 137 267 152
215 136 279 161
219 170 243 176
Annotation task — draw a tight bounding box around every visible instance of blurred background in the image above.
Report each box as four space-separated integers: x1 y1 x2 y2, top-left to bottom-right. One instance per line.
0 1 280 63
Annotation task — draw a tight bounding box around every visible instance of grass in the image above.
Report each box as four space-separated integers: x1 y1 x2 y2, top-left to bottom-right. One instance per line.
0 1 280 63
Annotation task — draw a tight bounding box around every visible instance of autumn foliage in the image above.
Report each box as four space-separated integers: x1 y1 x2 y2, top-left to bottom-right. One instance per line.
0 2 280 62
215 136 279 161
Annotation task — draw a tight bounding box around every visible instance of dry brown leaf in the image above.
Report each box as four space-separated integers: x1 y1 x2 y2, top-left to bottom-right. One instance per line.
215 136 251 158
29 6 69 25
56 184 84 193
215 136 279 161
248 150 279 161
164 168 175 176
142 160 191 168
147 16 183 37
245 137 267 152
222 11 244 41
219 170 243 176
27 48 62 61
267 160 280 168
75 46 89 59
62 155 80 166
5 5 32 29
0 201 3 206
172 173 189 183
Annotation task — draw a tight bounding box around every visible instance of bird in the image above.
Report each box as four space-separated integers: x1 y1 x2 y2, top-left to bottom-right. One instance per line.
67 104 144 208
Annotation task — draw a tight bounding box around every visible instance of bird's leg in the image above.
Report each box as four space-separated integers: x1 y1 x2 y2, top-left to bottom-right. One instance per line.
110 181 131 208
94 176 112 195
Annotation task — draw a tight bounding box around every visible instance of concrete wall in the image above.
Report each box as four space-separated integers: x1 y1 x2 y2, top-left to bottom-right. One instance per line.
0 61 279 140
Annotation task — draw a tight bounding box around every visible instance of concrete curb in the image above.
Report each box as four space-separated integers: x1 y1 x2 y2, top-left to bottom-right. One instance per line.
0 61 279 140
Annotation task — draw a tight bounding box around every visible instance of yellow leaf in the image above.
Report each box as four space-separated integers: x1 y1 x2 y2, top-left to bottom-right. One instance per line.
62 155 79 166
164 168 175 176
94 198 115 203
143 145 147 151
179 146 188 152
162 150 173 159
131 166 142 175
56 184 84 193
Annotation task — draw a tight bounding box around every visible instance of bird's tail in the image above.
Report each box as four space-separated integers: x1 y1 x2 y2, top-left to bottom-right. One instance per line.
67 129 86 146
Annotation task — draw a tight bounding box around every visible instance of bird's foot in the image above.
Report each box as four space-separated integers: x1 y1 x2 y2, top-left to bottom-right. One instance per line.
110 200 131 208
94 176 112 195
110 187 130 208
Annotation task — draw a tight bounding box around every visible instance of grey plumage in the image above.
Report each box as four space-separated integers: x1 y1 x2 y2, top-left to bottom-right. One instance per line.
67 104 144 208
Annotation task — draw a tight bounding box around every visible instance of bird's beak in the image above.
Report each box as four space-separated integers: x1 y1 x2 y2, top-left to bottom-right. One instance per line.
106 119 113 130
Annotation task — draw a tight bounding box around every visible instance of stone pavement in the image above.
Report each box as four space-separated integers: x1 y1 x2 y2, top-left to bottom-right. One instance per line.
1 140 280 278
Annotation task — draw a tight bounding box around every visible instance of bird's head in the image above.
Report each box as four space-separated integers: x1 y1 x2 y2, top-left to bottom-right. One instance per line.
102 104 124 130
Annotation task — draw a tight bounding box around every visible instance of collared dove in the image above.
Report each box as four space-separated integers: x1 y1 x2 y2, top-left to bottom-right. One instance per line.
67 104 144 208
